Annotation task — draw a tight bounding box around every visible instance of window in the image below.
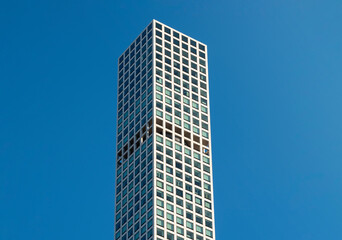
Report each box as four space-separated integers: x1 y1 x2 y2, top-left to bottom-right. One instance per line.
156 22 162 30
167 223 174 231
166 166 173 174
174 77 181 85
165 42 171 50
166 114 172 122
176 207 183 216
206 229 213 237
156 180 164 189
176 170 183 179
185 166 192 174
184 122 190 130
166 184 173 193
166 139 172 148
186 193 193 201
174 93 181 101
156 85 163 93
157 228 164 237
157 189 164 198
157 208 164 217
186 221 193 229
157 199 164 207
165 89 172 97
196 225 203 233
175 144 182 152
175 118 181 126
167 193 174 202
195 197 202 205
156 162 163 170
177 226 184 235
205 201 211 209
165 97 172 105
167 213 174 221
157 218 164 227
156 171 164 180
166 203 174 212
184 148 191 156
184 114 190 122
186 212 193 220
156 144 163 153
204 182 211 191
156 135 163 143
166 175 173 184
192 102 199 109
205 210 212 219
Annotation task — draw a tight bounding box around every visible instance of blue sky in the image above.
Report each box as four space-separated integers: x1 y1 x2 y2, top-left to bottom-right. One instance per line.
1 0 342 239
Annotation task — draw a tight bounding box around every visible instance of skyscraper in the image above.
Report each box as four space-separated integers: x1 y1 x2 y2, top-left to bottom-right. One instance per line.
115 20 215 240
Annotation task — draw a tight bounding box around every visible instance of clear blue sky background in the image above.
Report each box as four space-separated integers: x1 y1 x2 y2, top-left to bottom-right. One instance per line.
1 0 341 239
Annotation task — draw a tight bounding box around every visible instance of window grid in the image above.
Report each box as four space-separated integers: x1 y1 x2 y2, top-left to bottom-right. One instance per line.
115 20 215 240
153 20 215 240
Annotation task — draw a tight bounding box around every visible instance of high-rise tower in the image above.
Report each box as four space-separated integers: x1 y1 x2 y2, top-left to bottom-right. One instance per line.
115 20 215 240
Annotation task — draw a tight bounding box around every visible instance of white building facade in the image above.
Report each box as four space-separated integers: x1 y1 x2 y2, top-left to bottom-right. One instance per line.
115 20 215 240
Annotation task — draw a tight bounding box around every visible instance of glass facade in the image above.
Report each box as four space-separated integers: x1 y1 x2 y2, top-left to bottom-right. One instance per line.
115 20 215 240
